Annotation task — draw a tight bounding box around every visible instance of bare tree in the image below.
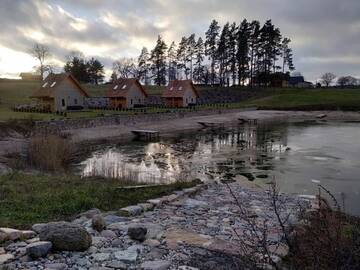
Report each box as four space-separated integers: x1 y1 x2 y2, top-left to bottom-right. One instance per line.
320 72 336 87
30 43 50 80
113 58 138 78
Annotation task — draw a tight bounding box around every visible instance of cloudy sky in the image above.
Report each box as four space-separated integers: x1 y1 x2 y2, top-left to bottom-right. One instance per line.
0 0 359 82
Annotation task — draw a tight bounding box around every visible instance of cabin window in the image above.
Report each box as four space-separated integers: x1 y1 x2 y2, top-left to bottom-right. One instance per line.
74 98 78 105
179 86 183 90
50 82 56 87
170 87 173 90
42 82 48 88
130 99 133 105
114 85 118 90
122 84 127 89
138 98 141 103
61 99 65 107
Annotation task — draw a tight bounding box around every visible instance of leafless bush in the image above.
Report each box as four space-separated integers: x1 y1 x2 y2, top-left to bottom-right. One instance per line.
28 134 74 171
226 181 360 270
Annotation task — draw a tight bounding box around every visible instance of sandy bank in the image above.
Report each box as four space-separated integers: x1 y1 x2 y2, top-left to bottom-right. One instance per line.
68 110 360 143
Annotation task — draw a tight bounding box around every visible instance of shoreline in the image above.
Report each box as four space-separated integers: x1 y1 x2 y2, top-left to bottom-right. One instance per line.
68 109 360 143
1 109 360 170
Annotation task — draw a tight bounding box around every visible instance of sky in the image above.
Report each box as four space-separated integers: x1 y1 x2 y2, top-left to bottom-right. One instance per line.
0 0 359 82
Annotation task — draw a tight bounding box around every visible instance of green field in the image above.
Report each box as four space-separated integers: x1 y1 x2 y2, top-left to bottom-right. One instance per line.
0 172 196 228
1 79 360 121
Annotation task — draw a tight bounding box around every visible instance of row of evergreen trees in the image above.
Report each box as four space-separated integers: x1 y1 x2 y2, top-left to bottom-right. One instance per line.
64 54 105 84
113 19 295 87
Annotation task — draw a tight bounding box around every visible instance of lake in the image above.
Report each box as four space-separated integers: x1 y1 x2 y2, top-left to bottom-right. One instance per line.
78 120 360 215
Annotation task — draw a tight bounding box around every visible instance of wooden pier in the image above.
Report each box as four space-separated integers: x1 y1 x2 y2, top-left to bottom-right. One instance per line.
197 121 225 128
238 118 258 125
132 129 160 140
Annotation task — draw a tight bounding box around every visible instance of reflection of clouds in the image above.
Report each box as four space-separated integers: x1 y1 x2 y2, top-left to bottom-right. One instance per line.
81 128 286 184
82 145 183 183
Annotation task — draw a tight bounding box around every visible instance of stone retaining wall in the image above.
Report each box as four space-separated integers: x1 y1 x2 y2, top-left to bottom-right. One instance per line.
33 108 252 134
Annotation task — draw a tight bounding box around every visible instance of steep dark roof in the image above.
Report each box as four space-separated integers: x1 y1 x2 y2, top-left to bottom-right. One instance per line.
106 78 148 98
31 73 89 98
162 80 199 98
289 76 305 85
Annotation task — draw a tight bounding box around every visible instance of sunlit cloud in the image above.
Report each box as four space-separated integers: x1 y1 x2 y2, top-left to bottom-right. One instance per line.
0 0 359 80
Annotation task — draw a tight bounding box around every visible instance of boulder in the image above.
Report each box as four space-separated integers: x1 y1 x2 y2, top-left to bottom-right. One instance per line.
39 222 92 251
103 215 128 226
114 247 138 264
80 208 102 219
0 232 7 243
26 241 52 258
32 223 47 234
92 215 106 232
100 230 117 239
21 230 36 239
128 226 147 242
118 205 142 217
0 253 14 264
0 228 22 241
140 260 171 270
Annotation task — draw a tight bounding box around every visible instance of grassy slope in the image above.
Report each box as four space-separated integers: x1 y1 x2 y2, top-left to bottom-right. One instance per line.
0 172 196 228
240 88 360 109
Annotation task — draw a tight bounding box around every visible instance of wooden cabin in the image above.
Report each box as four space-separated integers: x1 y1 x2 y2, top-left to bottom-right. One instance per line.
106 78 148 109
30 73 89 112
162 80 199 107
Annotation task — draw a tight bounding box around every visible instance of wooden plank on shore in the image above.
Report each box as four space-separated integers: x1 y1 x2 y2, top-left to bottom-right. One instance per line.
197 121 224 128
116 183 167 190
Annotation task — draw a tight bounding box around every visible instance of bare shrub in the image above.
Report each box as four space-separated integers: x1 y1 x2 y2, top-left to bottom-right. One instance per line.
286 185 360 270
226 181 360 270
28 134 74 171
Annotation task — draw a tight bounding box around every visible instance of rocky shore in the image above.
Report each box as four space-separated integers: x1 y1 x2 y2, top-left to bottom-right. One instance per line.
0 179 310 270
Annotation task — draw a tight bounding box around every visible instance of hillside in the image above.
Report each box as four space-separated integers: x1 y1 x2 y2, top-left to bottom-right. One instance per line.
1 79 360 120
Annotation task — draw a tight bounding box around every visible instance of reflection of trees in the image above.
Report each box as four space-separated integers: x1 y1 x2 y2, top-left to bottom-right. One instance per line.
81 122 290 183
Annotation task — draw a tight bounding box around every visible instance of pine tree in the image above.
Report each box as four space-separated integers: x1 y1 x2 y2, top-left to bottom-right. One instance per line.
193 37 205 84
236 19 250 86
150 35 168 86
217 22 230 86
87 58 105 84
259 20 282 85
228 22 238 86
138 47 150 85
177 37 188 79
281 37 295 73
186 34 196 81
205 20 220 85
248 20 261 87
167 42 177 82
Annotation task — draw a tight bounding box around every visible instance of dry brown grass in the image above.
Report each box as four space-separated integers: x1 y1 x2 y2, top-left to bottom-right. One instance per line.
28 134 74 171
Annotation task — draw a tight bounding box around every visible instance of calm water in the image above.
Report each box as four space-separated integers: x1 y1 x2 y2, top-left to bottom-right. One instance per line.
79 121 360 215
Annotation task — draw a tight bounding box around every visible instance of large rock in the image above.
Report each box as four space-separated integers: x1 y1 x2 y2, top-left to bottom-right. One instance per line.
80 208 102 218
103 215 128 226
140 260 171 270
128 225 147 242
118 205 143 217
92 215 106 232
39 222 92 251
0 253 14 264
26 241 52 258
0 228 23 242
114 247 138 264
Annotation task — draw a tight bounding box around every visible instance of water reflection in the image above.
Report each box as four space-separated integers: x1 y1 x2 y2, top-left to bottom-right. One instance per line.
79 121 360 215
80 123 288 184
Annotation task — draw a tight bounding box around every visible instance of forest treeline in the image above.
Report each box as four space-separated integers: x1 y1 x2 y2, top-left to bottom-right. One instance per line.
113 19 295 87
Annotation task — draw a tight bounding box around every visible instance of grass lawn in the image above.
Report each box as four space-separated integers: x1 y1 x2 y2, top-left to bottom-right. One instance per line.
239 88 360 109
0 172 197 229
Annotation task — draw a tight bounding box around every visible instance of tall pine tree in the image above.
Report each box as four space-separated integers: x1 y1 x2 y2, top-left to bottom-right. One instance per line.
205 20 220 85
193 37 205 84
150 36 168 86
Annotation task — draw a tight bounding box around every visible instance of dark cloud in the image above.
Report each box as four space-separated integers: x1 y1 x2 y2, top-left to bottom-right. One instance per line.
0 0 359 80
